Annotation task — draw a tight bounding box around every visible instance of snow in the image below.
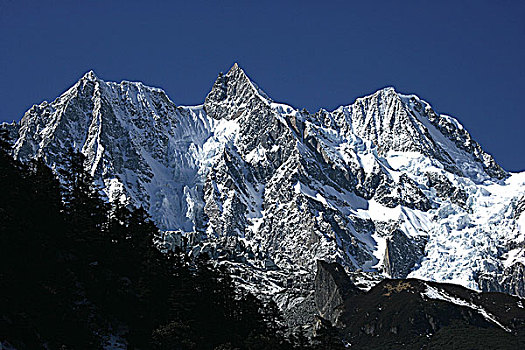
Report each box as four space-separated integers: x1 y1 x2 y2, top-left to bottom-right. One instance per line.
422 285 510 332
245 144 267 163
401 94 490 182
357 151 378 176
104 178 128 204
408 172 525 290
371 233 387 269
270 102 300 116
293 181 329 206
358 199 401 222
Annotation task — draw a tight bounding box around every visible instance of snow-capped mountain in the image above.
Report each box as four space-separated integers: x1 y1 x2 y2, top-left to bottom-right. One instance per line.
4 64 525 300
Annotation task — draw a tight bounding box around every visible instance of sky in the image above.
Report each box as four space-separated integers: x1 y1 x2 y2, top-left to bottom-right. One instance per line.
1 0 524 171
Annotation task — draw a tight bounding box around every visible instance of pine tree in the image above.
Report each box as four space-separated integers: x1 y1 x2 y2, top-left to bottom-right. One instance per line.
59 148 108 252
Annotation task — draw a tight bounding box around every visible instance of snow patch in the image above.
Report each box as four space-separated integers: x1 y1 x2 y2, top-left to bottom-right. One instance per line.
422 285 510 332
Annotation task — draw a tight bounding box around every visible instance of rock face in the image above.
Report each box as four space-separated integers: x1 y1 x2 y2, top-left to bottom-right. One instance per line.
383 230 426 279
314 260 358 326
479 263 525 298
4 64 525 302
425 172 468 208
9 71 216 232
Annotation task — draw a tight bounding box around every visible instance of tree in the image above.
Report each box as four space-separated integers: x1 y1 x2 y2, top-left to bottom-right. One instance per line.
59 148 108 252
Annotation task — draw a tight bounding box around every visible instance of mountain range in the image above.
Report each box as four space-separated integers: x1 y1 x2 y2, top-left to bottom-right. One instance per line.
3 63 525 329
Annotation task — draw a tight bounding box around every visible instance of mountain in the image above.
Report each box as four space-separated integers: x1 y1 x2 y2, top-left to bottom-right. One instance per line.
3 64 525 310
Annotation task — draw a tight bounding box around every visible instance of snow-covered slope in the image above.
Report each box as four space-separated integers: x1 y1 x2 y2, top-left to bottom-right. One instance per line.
4 64 525 299
10 70 237 232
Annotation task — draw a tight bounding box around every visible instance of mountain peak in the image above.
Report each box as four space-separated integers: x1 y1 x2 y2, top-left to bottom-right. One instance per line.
225 63 270 99
350 86 400 106
378 86 397 94
80 70 100 82
229 62 240 72
224 62 251 84
372 86 400 100
204 64 271 119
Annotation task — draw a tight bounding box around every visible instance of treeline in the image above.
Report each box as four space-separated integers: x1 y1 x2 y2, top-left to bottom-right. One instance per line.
0 130 343 349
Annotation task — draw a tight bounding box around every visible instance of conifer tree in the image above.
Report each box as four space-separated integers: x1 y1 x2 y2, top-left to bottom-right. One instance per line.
59 148 108 252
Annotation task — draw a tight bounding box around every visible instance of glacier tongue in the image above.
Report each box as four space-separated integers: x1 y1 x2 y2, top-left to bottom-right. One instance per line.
5 64 525 300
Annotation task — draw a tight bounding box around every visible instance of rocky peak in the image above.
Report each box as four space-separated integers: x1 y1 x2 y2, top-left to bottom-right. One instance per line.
336 87 437 155
331 86 508 180
369 85 399 100
204 63 271 120
70 70 104 97
80 69 100 82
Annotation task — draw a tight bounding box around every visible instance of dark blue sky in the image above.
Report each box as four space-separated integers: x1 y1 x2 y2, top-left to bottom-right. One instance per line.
1 0 524 171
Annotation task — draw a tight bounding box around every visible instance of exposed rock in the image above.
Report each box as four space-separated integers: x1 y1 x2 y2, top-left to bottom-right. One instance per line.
479 262 525 298
383 229 427 278
314 260 358 326
421 101 507 180
516 196 525 219
375 173 432 211
426 172 468 208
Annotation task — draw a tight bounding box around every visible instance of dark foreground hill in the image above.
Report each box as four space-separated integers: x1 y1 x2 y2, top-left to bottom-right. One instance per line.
315 260 525 349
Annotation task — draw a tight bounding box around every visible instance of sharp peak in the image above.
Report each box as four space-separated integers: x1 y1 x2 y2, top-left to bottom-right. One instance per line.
224 62 250 80
228 62 242 72
337 86 426 112
356 86 416 103
348 86 399 105
371 86 424 102
379 86 396 92
216 63 271 102
80 69 101 82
